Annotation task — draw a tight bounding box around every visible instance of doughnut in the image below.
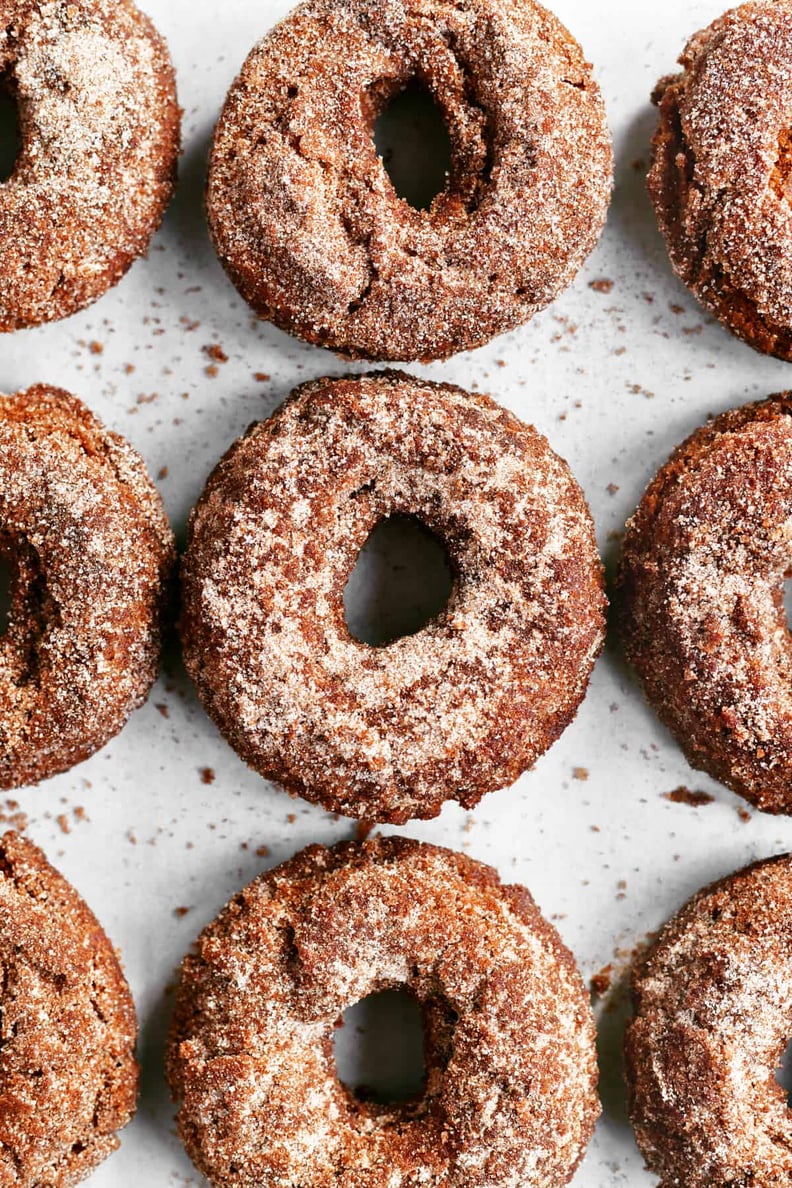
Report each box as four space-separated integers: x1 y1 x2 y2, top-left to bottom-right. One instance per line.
0 384 175 788
181 370 606 823
0 0 180 331
618 393 792 815
0 830 138 1186
167 837 600 1188
626 854 792 1187
206 0 612 362
649 1 792 360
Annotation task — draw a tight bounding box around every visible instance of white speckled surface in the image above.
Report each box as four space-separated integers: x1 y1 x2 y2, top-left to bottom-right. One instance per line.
2 1 792 1184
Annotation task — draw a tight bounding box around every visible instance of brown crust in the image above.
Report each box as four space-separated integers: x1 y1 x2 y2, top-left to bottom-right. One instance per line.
180 370 606 823
0 0 181 331
0 830 138 1187
167 836 600 1188
626 854 792 1187
648 0 792 360
206 0 612 362
0 384 175 788
617 392 792 814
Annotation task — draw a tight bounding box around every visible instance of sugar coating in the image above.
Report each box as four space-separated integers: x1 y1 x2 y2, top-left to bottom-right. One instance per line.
0 0 180 330
618 393 792 815
207 0 613 362
180 370 606 823
0 384 175 788
627 855 792 1187
167 837 600 1188
649 0 792 359
0 830 138 1187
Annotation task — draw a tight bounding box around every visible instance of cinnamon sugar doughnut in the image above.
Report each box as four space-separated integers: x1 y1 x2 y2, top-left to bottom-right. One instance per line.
167 837 600 1188
626 854 792 1187
0 830 138 1187
0 0 180 331
618 393 792 815
649 1 792 360
0 384 174 788
180 370 606 823
206 0 612 362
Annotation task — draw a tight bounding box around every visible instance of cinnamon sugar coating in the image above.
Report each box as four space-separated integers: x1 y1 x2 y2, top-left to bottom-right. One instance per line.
0 0 180 331
618 393 792 815
180 371 606 823
0 830 138 1186
167 837 600 1188
206 0 612 363
649 1 792 360
0 384 175 788
626 855 792 1187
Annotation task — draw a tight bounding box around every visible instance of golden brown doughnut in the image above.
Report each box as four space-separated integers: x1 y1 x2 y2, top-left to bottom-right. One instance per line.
618 393 792 814
207 0 612 362
649 1 792 360
627 854 792 1187
0 830 138 1187
167 837 600 1188
180 370 606 823
0 0 180 330
0 384 175 788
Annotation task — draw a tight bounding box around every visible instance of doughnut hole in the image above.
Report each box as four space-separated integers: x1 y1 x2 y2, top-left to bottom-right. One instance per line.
776 1036 792 1105
333 988 426 1104
374 79 452 211
0 80 21 183
343 514 454 647
0 532 52 668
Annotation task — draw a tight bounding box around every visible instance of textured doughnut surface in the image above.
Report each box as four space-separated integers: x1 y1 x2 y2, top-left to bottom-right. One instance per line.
207 0 612 362
181 370 606 823
0 830 138 1187
0 0 180 331
618 393 792 814
0 384 175 788
626 854 792 1187
649 0 792 360
167 837 600 1188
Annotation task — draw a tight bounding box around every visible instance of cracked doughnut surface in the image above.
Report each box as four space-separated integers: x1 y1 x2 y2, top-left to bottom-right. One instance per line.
618 393 792 815
180 370 606 823
649 0 792 360
0 830 138 1187
0 384 175 789
206 0 612 362
626 855 792 1188
0 0 180 331
167 837 600 1188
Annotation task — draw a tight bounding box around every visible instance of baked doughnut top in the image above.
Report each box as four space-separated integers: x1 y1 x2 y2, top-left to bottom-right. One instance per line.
181 370 606 822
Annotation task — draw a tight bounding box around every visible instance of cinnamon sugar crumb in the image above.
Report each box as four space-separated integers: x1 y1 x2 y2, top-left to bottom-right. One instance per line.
664 786 715 807
590 964 613 997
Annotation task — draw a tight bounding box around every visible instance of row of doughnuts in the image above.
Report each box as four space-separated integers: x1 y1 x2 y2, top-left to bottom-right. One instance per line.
4 0 792 365
4 828 790 1188
5 373 792 821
